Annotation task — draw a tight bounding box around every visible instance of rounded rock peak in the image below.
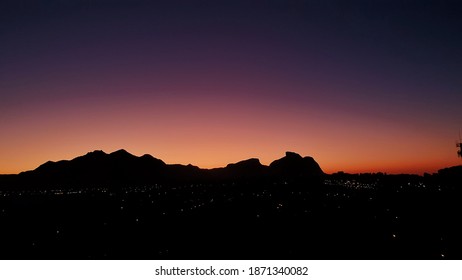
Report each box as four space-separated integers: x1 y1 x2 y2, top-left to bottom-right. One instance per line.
285 151 302 159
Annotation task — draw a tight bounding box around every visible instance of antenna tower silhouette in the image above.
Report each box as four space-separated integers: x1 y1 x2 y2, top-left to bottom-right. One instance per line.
457 130 462 158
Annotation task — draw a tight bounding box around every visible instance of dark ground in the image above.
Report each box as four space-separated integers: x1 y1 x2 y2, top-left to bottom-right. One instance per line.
0 175 460 260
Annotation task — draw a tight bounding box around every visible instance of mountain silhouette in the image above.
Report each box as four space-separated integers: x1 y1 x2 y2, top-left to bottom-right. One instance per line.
20 149 167 186
1 150 324 188
206 158 269 182
270 151 324 179
226 158 267 175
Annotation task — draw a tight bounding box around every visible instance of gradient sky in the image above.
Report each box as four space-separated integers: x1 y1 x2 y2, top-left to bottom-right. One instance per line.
1 0 462 174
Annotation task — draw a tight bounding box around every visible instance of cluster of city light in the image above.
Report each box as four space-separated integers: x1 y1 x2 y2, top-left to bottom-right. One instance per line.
324 179 376 189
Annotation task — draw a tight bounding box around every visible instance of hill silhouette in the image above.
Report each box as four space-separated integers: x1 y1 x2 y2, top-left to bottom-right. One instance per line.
270 151 324 179
19 149 167 186
1 149 324 188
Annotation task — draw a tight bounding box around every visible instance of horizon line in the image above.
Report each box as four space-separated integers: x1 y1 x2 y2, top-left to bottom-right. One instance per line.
0 148 460 176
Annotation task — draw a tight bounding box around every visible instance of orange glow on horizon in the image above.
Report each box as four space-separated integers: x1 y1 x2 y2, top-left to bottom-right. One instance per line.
1 90 461 175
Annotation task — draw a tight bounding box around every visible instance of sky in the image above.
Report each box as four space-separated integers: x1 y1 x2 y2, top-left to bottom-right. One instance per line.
1 0 462 175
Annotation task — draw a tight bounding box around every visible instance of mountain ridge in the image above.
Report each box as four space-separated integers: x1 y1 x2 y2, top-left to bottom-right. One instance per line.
3 149 324 187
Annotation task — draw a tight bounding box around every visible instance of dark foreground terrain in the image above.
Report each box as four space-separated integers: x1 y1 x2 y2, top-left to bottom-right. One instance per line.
0 174 460 259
